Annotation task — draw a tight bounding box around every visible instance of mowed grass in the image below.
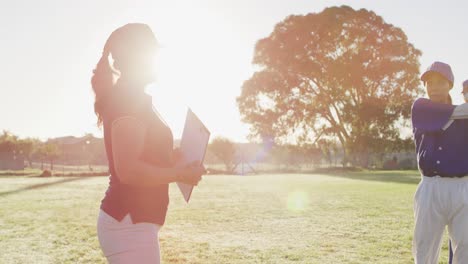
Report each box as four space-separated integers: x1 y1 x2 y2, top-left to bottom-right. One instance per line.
0 171 451 264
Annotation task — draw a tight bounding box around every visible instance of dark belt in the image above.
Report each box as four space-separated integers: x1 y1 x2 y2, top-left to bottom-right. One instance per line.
424 172 468 178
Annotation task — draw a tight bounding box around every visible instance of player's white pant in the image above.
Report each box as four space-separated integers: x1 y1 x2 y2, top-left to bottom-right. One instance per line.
97 209 161 264
413 175 468 264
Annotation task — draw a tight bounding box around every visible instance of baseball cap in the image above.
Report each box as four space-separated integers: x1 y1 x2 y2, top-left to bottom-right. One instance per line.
420 61 454 89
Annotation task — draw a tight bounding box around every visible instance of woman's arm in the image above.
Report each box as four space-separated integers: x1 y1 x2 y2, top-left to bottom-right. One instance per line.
111 116 204 187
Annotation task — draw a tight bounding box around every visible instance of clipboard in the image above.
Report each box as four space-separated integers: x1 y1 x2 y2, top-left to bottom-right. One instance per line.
176 108 210 202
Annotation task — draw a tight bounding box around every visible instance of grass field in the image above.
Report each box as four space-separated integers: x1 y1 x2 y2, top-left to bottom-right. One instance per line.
0 171 451 263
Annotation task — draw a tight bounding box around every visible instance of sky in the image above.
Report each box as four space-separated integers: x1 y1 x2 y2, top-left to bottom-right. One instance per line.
1 0 468 142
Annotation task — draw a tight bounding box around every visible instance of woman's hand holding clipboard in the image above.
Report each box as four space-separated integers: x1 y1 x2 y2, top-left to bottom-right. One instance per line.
174 159 205 186
174 108 210 202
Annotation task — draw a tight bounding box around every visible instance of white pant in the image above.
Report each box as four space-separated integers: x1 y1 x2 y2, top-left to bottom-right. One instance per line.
413 176 468 264
97 209 161 264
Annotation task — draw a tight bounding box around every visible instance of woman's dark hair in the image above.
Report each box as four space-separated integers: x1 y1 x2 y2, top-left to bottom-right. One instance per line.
91 23 158 128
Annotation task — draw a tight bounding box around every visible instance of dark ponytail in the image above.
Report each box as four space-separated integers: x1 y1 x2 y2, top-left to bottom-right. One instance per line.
91 50 114 128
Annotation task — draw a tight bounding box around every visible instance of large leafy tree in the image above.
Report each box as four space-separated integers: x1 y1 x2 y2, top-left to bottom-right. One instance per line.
237 6 423 166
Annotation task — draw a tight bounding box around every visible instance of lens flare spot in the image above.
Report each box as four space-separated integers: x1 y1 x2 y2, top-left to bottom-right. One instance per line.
287 191 309 212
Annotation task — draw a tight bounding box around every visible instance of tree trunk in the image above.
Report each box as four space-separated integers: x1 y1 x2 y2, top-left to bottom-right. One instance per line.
356 150 370 169
336 134 347 167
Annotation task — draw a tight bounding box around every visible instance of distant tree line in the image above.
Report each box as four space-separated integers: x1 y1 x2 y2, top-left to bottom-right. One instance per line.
1 129 415 173
206 136 416 173
0 130 107 171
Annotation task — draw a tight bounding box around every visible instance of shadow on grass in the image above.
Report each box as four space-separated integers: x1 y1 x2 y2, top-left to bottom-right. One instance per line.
0 173 40 177
320 170 421 185
0 177 88 197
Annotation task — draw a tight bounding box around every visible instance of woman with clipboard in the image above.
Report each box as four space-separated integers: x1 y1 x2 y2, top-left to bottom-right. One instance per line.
91 23 205 264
